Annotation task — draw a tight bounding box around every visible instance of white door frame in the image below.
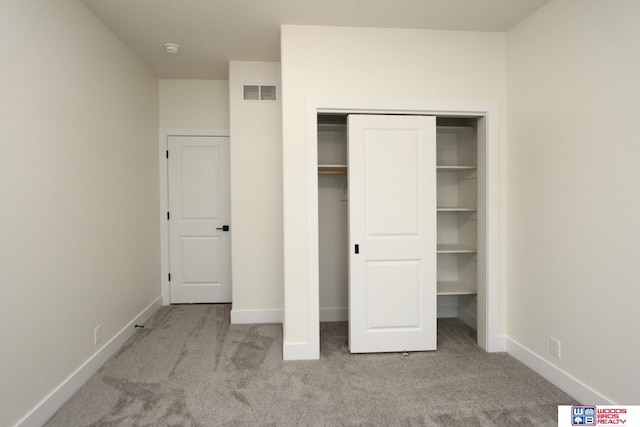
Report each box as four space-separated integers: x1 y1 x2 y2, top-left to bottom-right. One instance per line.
159 128 230 305
303 98 501 358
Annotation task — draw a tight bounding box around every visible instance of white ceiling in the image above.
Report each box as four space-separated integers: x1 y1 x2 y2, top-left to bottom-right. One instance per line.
80 0 550 80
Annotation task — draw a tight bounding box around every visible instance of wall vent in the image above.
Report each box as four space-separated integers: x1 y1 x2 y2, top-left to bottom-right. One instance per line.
243 85 260 101
243 85 277 101
260 85 277 101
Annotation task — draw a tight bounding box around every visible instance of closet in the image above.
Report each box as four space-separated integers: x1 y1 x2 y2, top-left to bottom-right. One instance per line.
317 115 349 322
435 118 479 329
317 113 481 350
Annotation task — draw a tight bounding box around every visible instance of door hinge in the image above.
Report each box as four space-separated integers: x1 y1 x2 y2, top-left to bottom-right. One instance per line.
167 212 170 220
166 150 169 159
168 273 171 282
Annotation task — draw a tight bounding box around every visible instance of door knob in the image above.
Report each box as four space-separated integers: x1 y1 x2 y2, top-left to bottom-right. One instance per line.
216 225 230 232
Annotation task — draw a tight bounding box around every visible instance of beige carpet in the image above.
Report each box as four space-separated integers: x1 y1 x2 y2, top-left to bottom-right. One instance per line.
45 304 577 426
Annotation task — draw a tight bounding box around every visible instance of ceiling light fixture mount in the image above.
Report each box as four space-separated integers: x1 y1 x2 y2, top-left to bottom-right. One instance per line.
164 43 180 54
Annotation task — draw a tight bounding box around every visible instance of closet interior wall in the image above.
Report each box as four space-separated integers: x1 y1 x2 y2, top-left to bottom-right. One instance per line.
317 114 479 330
317 115 349 322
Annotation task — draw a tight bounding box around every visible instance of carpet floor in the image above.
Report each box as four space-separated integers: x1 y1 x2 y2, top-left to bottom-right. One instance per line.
45 304 577 426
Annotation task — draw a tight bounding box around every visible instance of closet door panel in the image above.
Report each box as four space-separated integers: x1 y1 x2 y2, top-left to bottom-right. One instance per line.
365 260 420 329
363 130 420 236
348 114 437 354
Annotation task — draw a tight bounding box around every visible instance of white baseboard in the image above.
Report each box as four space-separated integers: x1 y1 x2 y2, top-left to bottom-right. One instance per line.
283 341 318 360
230 308 283 324
16 296 163 427
458 307 477 330
505 337 615 405
491 335 507 352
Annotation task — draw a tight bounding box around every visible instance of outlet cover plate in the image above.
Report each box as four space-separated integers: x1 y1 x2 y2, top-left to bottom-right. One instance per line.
94 325 102 345
549 337 561 358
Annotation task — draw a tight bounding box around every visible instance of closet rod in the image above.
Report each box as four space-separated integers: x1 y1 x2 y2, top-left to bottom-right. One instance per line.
318 170 347 175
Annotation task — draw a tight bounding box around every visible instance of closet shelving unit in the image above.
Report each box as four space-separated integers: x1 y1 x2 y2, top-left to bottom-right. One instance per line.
436 123 478 298
318 119 348 175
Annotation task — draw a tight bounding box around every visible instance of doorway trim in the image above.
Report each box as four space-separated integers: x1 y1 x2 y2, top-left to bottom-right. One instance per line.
159 128 230 305
302 98 501 358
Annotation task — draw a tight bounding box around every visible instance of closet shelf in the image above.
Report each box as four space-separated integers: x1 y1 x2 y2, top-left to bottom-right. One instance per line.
437 207 477 212
437 125 475 134
437 244 476 254
437 281 477 296
317 123 347 132
319 170 347 175
318 164 347 175
436 165 476 171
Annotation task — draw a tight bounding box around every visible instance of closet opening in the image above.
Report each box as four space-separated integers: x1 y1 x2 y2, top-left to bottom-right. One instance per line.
317 114 349 326
316 113 484 353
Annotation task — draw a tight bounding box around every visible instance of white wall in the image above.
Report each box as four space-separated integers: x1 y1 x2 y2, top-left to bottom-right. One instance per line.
0 1 160 425
229 62 284 321
507 0 640 404
159 79 229 129
281 25 507 350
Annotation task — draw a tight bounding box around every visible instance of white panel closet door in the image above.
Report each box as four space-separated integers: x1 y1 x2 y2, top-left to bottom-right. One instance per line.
168 136 231 303
348 115 437 353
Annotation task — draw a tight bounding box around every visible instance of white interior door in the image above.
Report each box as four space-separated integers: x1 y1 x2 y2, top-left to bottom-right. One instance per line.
348 115 437 353
168 136 231 303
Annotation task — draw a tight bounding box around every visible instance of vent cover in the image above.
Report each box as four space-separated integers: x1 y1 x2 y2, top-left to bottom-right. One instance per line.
243 85 277 101
243 85 260 101
260 85 277 101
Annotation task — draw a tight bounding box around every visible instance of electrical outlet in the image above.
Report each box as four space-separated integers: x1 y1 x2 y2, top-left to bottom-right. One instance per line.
94 325 102 345
549 337 561 359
